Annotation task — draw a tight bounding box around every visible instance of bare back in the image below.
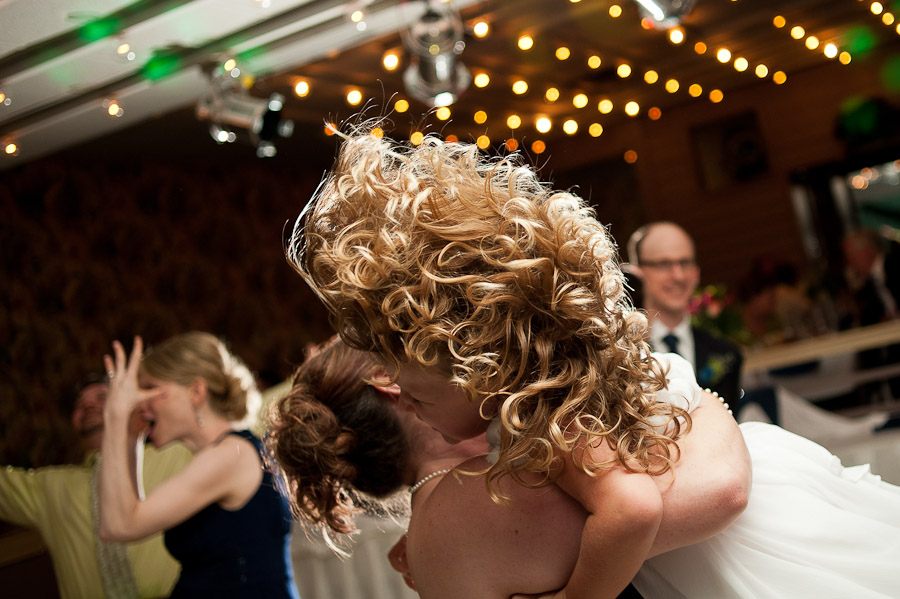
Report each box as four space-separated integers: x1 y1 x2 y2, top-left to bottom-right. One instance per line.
406 455 587 599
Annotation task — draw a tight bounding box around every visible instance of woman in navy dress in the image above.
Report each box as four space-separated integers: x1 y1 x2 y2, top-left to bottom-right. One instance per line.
98 331 298 598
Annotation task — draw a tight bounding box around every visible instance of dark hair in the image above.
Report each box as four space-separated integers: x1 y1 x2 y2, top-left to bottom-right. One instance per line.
266 338 410 535
63 372 109 417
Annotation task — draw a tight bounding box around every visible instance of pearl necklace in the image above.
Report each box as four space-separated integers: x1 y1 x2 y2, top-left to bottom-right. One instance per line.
704 388 732 415
409 468 452 495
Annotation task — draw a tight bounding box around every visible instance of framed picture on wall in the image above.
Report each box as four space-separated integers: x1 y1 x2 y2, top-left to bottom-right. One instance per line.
691 111 769 191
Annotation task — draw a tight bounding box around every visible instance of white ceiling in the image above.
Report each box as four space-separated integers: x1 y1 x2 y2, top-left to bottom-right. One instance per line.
0 0 482 170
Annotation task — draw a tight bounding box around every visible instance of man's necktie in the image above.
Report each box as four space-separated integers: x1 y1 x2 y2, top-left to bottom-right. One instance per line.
662 333 680 355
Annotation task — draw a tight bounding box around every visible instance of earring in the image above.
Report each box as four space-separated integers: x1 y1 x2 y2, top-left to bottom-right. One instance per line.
194 406 204 428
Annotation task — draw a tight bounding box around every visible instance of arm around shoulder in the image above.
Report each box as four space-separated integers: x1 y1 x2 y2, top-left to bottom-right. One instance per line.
648 391 750 557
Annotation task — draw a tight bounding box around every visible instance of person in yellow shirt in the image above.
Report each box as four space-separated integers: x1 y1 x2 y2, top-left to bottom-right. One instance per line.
0 374 191 599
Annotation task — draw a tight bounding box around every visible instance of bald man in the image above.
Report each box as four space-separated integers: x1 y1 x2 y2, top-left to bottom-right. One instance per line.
627 222 744 405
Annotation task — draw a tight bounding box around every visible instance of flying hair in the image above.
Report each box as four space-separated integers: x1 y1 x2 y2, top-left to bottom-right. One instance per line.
286 122 689 498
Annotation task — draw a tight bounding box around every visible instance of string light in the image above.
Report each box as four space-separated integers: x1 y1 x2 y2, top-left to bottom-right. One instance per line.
790 26 805 39
709 89 724 102
531 140 546 154
472 20 489 38
573 93 589 108
0 92 9 106
116 42 135 61
518 35 534 50
474 73 490 88
624 101 640 116
694 42 707 54
436 106 451 120
556 47 571 60
598 99 614 114
507 114 522 129
395 99 409 113
882 12 895 26
371 127 384 138
734 57 749 71
545 87 560 102
617 64 632 78
293 80 310 97
665 78 680 93
324 123 338 136
346 89 362 105
805 36 820 50
411 131 425 145
506 138 519 151
644 70 659 84
535 116 552 133
563 119 578 134
474 110 488 124
716 48 732 63
588 123 603 137
871 2 884 15
609 4 623 18
383 52 400 71
512 80 528 94
772 71 787 84
755 64 769 77
648 107 662 120
839 51 852 64
588 55 602 69
688 83 703 97
104 99 124 117
668 27 685 44
4 141 18 156
624 150 638 163
476 134 490 149
446 134 459 142
773 15 786 28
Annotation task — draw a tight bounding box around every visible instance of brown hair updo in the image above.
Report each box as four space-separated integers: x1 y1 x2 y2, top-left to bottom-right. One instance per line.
141 331 261 428
267 338 411 536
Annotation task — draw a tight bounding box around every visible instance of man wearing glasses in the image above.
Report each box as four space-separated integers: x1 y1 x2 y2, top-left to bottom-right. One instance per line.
627 221 744 406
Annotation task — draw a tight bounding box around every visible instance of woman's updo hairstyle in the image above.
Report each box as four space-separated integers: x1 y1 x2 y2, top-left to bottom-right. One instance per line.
141 331 261 429
267 338 411 536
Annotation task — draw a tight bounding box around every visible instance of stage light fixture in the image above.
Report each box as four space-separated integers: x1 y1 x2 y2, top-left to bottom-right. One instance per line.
633 0 696 27
196 61 293 158
402 1 470 107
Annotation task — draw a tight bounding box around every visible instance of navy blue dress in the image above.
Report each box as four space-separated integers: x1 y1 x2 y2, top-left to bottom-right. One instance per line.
164 430 299 598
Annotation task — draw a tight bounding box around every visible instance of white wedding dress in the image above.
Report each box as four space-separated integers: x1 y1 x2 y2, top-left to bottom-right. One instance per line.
631 354 900 598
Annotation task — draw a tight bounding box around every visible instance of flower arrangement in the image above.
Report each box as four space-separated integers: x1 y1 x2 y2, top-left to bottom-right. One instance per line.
689 284 752 347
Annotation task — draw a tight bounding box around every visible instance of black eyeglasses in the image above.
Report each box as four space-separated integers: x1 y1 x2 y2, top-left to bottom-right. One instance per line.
639 258 698 271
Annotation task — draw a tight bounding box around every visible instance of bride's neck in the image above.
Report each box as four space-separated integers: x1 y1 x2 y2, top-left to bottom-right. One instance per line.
413 434 488 481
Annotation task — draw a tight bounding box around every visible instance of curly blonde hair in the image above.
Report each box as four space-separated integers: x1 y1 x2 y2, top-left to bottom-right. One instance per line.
288 128 688 491
141 331 261 430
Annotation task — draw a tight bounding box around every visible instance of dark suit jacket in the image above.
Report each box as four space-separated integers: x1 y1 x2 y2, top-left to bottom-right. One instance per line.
691 326 744 405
